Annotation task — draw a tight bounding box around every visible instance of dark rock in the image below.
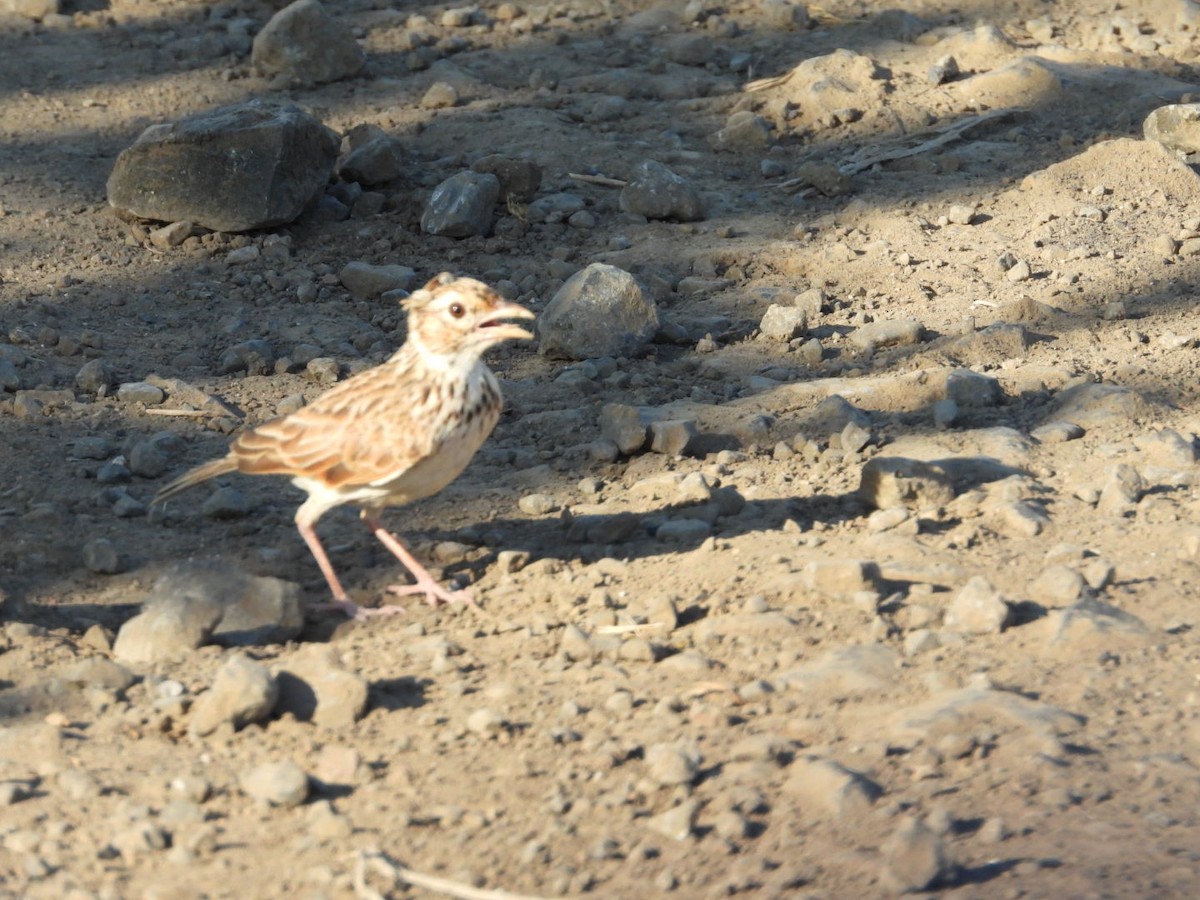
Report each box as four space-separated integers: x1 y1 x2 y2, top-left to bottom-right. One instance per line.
339 124 405 186
619 160 705 222
107 101 340 232
421 171 500 237
538 263 659 360
251 0 365 85
471 155 543 202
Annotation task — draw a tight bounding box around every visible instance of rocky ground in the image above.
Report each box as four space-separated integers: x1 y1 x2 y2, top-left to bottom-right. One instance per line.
4 0 1200 897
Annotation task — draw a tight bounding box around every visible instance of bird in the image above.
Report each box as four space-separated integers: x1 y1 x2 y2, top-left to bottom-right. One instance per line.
154 273 535 620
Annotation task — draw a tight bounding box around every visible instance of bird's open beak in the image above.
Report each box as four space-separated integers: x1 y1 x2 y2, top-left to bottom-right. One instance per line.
479 300 536 341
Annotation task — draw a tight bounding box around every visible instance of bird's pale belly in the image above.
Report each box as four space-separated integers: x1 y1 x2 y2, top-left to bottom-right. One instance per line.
374 418 494 504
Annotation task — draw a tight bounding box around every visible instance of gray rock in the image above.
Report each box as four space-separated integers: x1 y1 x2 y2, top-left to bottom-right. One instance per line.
274 644 369 729
1144 103 1200 156
850 318 924 352
858 457 957 510
466 708 505 735
538 264 660 360
566 511 642 544
759 304 807 341
645 742 700 786
649 419 698 456
804 559 883 600
119 561 304 656
759 0 811 30
808 394 871 434
339 262 416 299
1051 596 1149 646
113 590 224 665
471 155 542 202
710 110 773 151
1031 420 1084 443
944 576 1011 634
599 403 649 455
783 757 881 818
646 800 699 841
1029 565 1086 605
776 644 899 698
83 537 122 575
98 463 131 484
420 81 459 109
943 369 1003 407
881 817 950 893
929 54 960 85
517 493 558 515
75 358 114 394
201 486 252 519
1098 463 1144 514
528 192 585 222
107 101 340 232
251 0 365 85
3 0 59 20
148 220 194 249
241 761 309 808
0 358 20 392
656 518 711 542
116 381 165 405
73 436 115 460
421 171 500 237
338 125 404 185
619 160 706 222
112 493 148 518
1054 381 1160 427
218 339 275 375
61 656 136 692
128 439 170 478
190 653 279 737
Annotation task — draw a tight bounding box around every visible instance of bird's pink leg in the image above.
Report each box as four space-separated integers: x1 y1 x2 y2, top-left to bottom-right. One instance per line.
297 519 405 620
363 515 476 608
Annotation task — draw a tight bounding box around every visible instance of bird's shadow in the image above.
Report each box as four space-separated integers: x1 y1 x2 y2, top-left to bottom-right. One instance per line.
430 452 1027 577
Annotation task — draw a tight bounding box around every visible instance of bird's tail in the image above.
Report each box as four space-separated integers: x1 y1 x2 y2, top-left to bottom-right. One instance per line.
153 456 238 505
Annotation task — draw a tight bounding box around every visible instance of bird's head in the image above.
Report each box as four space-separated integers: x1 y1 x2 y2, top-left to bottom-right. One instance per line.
403 274 535 359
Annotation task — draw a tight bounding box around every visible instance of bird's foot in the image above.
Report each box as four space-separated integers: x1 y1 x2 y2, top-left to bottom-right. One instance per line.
317 597 407 620
385 579 477 608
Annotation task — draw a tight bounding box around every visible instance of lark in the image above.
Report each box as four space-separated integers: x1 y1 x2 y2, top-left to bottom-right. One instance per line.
155 273 534 619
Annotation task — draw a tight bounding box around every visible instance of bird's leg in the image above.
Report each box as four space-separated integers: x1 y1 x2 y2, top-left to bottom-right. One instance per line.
297 519 405 620
362 514 477 608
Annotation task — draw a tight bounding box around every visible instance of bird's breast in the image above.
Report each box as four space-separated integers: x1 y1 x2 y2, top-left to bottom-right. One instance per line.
369 365 503 503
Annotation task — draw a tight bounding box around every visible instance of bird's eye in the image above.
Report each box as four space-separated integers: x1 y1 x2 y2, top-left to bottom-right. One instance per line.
449 302 465 318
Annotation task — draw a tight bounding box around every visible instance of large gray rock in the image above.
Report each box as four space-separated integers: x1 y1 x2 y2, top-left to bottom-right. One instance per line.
107 101 339 232
538 263 660 360
113 561 304 664
338 124 405 186
189 653 279 737
619 160 706 221
274 644 369 729
1144 103 1200 156
251 0 365 85
421 171 500 237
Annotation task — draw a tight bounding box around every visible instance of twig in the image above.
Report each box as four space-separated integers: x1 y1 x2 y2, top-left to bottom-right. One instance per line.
567 172 627 188
595 623 668 635
143 408 209 417
353 850 552 900
776 109 1013 193
837 109 1012 175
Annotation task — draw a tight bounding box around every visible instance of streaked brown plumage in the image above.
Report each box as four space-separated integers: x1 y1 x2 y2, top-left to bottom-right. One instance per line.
155 273 534 619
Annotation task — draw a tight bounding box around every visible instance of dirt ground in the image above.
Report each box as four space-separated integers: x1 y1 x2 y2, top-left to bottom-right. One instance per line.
4 0 1200 897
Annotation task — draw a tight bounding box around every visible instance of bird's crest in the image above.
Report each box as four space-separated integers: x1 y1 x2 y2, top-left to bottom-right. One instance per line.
402 272 456 311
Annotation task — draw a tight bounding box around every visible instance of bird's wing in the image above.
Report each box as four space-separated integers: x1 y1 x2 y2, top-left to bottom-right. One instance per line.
231 358 439 488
